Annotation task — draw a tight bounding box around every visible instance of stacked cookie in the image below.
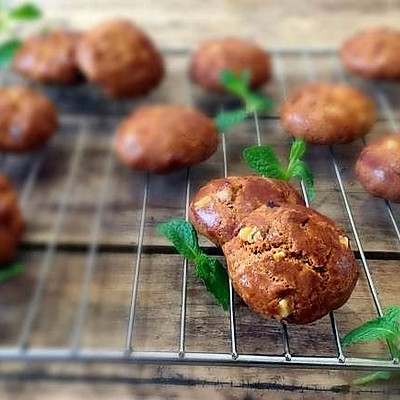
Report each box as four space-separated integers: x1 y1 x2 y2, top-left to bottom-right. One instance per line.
189 176 359 324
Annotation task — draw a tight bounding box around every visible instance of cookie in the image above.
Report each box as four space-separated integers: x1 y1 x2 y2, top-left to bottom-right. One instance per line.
355 135 400 203
115 105 219 173
76 19 164 98
0 86 58 152
13 29 83 84
222 204 359 324
340 28 400 80
280 83 376 144
0 175 24 266
189 38 271 93
189 176 304 246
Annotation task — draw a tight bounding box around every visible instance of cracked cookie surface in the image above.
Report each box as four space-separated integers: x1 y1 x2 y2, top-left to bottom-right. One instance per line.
189 176 304 246
222 204 359 324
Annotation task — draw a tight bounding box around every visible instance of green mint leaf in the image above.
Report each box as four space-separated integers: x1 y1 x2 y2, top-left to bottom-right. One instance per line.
195 253 229 310
157 219 200 261
245 92 274 113
291 160 315 201
341 317 399 347
384 305 400 324
220 69 249 98
289 138 307 166
214 109 248 133
243 145 286 180
9 3 42 20
0 263 24 284
0 38 22 68
352 371 392 386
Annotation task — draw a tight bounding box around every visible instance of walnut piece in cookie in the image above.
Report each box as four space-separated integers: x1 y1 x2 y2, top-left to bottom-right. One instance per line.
13 30 83 85
189 176 304 246
0 86 58 152
189 38 272 93
355 134 400 203
115 105 219 174
222 204 359 324
0 175 24 266
280 83 376 145
340 28 400 80
76 19 164 98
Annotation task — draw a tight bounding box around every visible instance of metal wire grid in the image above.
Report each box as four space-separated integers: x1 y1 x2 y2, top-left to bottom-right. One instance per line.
0 48 399 372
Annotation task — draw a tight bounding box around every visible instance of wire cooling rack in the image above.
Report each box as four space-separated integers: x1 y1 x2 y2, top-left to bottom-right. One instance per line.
0 48 399 372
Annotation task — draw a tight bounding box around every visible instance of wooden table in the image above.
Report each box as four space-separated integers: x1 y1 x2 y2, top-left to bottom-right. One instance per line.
1 1 400 399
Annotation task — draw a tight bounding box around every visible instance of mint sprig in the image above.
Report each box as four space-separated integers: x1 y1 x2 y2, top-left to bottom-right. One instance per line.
214 69 274 133
0 2 42 68
342 306 400 385
158 219 229 310
243 138 315 201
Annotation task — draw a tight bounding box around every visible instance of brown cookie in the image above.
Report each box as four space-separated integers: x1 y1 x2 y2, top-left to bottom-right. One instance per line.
340 28 400 80
115 105 219 173
0 86 58 152
189 38 271 93
355 134 400 203
189 176 304 246
280 83 376 145
13 30 83 85
0 175 24 266
222 204 359 324
76 19 164 98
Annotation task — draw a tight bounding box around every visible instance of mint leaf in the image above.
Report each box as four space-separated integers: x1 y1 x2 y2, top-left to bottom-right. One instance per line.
214 109 248 133
9 3 42 20
352 371 392 386
195 254 229 310
289 138 307 166
157 220 200 260
0 38 22 68
291 160 315 201
243 145 285 180
341 317 399 347
245 92 274 113
0 263 24 284
220 69 250 98
384 306 400 324
158 219 229 310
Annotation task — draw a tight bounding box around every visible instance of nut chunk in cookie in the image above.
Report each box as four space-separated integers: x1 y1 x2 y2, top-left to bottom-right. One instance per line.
189 176 304 246
222 205 359 324
356 135 400 203
0 175 24 266
115 105 219 174
13 30 83 85
340 28 400 80
280 83 376 145
0 86 58 152
189 38 272 93
77 19 164 98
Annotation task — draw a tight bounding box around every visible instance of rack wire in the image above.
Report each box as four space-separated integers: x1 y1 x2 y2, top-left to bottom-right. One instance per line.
0 48 399 372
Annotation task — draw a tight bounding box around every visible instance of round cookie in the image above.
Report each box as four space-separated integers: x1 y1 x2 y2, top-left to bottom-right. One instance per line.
76 19 164 98
13 30 83 84
340 28 400 80
115 105 219 173
0 175 24 266
222 204 359 324
0 86 58 152
189 38 271 93
280 83 376 145
355 135 400 203
189 176 304 246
